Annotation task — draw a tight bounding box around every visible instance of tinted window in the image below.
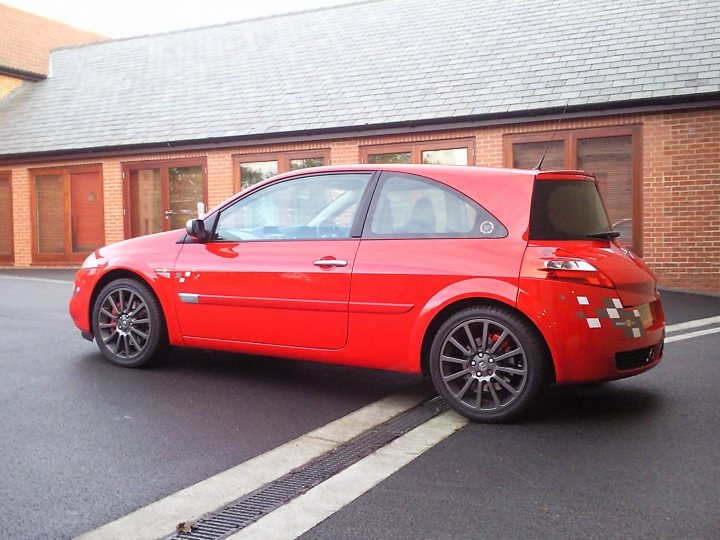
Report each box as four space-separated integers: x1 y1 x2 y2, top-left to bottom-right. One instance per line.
364 173 506 239
529 180 612 240
215 173 371 241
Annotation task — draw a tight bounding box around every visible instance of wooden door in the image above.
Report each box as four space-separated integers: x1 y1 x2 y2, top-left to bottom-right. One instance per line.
32 166 104 264
0 172 13 263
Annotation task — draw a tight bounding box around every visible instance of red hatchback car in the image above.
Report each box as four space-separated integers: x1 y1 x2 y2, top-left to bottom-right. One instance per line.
70 165 665 422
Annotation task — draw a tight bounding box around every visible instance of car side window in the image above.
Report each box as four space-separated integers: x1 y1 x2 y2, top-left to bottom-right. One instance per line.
214 173 372 241
363 173 506 239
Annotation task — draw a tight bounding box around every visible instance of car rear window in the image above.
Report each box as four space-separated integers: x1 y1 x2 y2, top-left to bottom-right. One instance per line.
529 180 612 240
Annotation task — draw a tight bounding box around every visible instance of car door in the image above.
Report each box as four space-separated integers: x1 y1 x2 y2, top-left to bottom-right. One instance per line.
348 171 519 368
173 171 373 350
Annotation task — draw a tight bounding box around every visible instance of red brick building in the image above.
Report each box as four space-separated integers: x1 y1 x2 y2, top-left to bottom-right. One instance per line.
0 0 718 293
0 3 105 265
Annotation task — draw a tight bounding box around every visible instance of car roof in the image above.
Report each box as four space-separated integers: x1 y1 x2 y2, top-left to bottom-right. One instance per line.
268 164 595 183
270 163 538 181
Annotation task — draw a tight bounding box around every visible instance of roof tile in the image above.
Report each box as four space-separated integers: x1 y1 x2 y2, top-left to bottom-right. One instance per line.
0 0 719 156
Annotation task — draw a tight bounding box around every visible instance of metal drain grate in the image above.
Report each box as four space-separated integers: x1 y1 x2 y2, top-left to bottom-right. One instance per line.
168 396 447 540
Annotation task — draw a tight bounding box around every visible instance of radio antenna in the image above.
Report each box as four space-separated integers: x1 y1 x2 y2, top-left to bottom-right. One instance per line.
534 102 569 171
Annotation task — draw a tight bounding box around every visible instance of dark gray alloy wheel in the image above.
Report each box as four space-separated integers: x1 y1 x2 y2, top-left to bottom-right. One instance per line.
91 278 167 368
429 305 550 423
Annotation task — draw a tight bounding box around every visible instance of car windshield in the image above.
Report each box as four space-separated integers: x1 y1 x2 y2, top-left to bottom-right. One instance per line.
529 179 612 240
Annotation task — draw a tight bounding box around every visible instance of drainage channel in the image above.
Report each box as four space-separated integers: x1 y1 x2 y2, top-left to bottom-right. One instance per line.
166 396 448 540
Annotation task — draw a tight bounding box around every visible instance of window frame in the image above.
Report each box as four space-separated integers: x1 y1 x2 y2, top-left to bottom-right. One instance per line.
504 126 643 255
0 170 13 263
232 149 331 193
359 139 475 165
29 164 104 264
362 172 507 240
214 171 375 242
122 158 208 239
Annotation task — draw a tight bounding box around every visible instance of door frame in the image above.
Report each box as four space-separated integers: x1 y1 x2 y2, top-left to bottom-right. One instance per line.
0 170 13 263
503 125 643 256
232 149 331 192
122 158 208 239
29 164 104 265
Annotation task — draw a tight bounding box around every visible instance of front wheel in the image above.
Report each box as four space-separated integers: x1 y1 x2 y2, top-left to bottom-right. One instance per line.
429 305 550 423
91 278 167 368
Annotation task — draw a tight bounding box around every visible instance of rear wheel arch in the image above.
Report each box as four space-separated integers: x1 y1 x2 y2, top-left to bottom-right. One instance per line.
420 298 555 384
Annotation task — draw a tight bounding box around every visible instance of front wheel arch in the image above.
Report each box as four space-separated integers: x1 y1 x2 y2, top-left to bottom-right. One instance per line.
89 270 162 338
90 275 169 368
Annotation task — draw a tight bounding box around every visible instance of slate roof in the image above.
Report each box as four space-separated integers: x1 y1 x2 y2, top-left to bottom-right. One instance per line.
0 3 105 78
0 0 718 157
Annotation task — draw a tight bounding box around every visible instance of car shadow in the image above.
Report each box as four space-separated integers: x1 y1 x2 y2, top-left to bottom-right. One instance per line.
526 381 662 425
78 347 421 404
77 349 661 426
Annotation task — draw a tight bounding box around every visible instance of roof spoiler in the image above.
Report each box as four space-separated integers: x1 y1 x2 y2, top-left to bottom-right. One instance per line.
535 171 597 181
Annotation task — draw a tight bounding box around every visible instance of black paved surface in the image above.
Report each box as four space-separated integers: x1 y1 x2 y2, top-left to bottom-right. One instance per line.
659 288 719 324
303 298 720 540
0 270 718 539
0 271 417 540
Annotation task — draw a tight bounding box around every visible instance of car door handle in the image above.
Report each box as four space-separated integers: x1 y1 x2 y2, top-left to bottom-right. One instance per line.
313 259 348 268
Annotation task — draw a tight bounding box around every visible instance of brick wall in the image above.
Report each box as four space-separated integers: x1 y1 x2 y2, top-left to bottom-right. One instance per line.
0 4 106 77
4 108 719 292
0 73 24 99
642 110 720 293
10 168 31 265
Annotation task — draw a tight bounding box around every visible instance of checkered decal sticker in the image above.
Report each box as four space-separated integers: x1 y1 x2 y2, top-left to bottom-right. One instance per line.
575 296 646 338
175 271 192 283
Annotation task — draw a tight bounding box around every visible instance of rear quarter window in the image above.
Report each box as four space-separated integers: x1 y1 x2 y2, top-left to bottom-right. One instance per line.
529 180 612 240
364 172 507 239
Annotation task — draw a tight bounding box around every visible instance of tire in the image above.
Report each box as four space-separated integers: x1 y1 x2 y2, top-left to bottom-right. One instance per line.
91 278 167 368
429 305 550 423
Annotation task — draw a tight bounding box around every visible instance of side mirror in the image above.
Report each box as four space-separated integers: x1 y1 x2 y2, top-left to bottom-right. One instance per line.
186 219 209 242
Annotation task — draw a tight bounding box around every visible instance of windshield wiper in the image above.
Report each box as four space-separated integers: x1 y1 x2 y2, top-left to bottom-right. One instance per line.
587 230 621 240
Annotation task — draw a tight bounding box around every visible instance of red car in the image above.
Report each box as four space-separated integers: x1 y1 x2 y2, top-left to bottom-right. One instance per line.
70 165 665 422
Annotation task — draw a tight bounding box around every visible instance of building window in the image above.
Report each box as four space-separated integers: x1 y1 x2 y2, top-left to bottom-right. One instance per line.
505 126 641 254
0 171 13 263
123 159 207 238
233 150 330 192
360 140 473 166
30 165 104 263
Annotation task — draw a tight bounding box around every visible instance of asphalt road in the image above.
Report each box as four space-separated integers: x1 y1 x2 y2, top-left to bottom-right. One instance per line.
0 269 718 539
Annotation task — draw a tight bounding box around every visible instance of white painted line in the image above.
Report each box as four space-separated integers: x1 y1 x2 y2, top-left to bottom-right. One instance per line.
666 315 720 334
665 327 720 343
0 274 74 284
75 383 435 540
228 410 468 540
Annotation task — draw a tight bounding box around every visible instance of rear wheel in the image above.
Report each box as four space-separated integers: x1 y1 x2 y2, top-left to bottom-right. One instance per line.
429 305 550 423
91 278 167 368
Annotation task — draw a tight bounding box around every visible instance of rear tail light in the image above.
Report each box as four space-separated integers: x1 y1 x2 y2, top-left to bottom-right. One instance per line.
522 247 615 288
542 258 614 288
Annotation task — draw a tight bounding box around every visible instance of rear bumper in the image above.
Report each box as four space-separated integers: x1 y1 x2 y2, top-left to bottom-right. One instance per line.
518 279 665 384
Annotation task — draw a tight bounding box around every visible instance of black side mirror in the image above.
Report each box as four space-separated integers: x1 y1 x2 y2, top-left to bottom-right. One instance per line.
186 219 209 242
